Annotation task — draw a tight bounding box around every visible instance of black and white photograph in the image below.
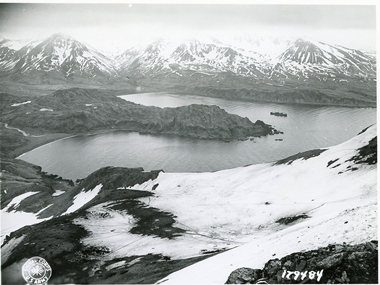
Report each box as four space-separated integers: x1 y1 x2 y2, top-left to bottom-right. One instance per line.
0 1 377 284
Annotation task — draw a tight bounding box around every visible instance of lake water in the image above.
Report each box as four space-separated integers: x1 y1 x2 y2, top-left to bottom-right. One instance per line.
19 93 376 181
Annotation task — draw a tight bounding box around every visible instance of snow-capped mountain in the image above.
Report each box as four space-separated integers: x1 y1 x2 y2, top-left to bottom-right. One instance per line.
116 36 376 82
0 38 36 73
0 37 34 51
117 37 274 78
0 34 118 80
0 33 376 88
271 38 376 80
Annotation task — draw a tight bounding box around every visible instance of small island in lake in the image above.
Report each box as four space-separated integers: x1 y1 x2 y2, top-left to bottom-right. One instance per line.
270 112 287 117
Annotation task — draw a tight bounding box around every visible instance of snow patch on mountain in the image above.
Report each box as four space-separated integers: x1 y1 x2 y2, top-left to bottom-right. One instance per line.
52 190 65 197
0 37 35 51
11 101 31 107
1 192 51 244
64 184 103 215
131 125 375 242
73 202 240 260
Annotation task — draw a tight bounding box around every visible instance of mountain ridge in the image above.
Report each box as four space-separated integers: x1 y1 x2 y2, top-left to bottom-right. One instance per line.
0 33 375 83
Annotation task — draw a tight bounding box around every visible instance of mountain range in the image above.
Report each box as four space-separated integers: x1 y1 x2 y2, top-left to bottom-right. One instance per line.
0 33 376 108
0 34 376 88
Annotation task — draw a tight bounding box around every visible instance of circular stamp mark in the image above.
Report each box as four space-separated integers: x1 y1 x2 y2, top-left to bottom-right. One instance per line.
22 257 52 284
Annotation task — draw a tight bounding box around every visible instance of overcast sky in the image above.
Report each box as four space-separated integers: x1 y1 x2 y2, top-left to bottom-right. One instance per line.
0 3 376 53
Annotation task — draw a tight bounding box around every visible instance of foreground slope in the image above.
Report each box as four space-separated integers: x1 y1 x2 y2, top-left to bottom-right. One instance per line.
1 125 376 284
154 125 377 284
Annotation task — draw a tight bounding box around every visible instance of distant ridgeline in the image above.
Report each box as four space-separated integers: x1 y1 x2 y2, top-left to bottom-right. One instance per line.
0 34 376 107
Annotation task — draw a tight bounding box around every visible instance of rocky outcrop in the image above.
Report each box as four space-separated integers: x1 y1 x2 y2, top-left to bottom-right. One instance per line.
226 241 378 284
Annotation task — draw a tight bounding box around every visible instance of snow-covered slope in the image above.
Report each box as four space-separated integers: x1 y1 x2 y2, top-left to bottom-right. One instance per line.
271 38 376 81
150 125 376 283
0 182 104 244
0 38 37 73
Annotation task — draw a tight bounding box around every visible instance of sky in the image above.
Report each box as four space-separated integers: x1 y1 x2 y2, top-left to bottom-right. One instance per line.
0 3 376 54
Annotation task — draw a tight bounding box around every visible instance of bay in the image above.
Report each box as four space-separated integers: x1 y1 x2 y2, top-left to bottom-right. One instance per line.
19 93 376 180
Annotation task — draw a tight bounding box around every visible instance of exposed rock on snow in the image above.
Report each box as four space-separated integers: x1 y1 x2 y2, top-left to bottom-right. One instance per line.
225 241 378 284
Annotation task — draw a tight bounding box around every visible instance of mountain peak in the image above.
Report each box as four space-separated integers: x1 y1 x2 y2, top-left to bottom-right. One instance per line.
5 33 118 80
49 33 73 40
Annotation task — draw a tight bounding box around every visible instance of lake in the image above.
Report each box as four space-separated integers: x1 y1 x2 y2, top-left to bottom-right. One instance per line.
18 93 376 181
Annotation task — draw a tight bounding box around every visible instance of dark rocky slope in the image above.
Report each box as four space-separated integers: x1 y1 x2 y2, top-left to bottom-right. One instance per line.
1 166 213 284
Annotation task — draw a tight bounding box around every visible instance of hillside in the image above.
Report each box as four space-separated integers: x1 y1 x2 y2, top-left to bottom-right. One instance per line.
1 124 376 284
0 88 278 142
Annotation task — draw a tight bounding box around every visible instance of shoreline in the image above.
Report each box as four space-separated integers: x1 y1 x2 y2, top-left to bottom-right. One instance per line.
12 128 136 159
164 90 377 109
12 126 263 159
9 132 73 159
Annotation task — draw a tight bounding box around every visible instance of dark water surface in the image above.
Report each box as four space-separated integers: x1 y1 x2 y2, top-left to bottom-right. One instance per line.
19 93 376 180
